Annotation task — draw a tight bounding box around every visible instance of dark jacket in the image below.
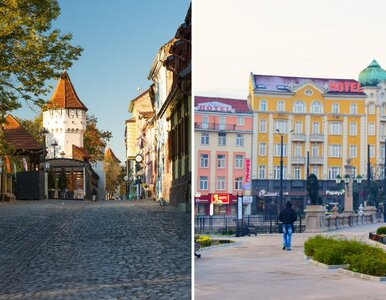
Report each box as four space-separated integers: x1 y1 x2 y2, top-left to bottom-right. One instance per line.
279 207 297 224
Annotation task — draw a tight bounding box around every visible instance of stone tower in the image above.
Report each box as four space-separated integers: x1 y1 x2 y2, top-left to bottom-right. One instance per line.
43 71 88 159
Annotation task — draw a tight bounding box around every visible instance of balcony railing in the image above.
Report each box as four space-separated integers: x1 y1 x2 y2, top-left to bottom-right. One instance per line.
309 134 324 142
194 122 250 132
291 133 306 142
309 156 324 165
291 156 305 164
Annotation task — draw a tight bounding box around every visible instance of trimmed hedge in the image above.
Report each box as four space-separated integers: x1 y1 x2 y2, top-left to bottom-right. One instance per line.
376 226 386 235
304 235 386 276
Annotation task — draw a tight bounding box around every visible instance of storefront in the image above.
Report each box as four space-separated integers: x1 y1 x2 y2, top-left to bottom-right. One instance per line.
195 193 238 215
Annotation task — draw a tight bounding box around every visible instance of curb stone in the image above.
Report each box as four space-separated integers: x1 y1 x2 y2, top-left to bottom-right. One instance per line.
337 268 386 282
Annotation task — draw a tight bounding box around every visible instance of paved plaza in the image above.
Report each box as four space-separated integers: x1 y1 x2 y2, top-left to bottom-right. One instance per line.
0 199 191 300
195 222 386 300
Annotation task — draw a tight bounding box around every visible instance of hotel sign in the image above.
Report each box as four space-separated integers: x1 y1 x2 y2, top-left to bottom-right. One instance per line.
245 158 251 188
211 193 230 204
329 81 362 93
195 101 235 112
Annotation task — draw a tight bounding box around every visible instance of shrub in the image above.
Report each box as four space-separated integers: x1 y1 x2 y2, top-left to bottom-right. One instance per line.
345 248 386 277
196 235 211 247
313 239 371 265
304 235 330 257
218 240 232 244
376 226 386 235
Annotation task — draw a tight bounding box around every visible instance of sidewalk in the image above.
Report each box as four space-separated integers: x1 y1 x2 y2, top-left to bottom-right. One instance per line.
195 223 386 300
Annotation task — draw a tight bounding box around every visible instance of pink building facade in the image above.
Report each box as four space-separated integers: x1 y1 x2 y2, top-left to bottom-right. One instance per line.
194 96 253 216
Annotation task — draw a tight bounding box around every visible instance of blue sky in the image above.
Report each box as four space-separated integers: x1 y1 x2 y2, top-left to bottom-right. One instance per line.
195 0 386 99
16 0 190 162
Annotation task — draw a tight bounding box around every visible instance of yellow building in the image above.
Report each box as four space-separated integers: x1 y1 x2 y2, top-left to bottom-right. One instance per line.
248 59 386 211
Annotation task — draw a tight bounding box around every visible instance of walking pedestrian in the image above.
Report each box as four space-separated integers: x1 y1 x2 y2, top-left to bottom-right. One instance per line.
279 201 297 251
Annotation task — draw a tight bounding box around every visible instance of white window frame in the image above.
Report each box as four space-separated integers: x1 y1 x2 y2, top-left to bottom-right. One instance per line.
329 122 342 135
217 176 226 190
328 167 341 180
259 143 266 156
274 144 287 157
294 166 301 179
200 154 209 168
311 101 322 113
350 123 357 136
217 154 226 168
199 176 208 190
369 145 375 158
201 132 209 145
332 103 340 114
350 103 357 115
260 99 267 111
235 155 244 168
237 116 244 126
277 101 285 112
235 133 244 146
234 177 243 190
202 116 209 129
293 100 305 113
259 165 266 179
312 144 319 157
218 133 226 146
295 121 302 134
275 120 288 133
312 122 320 134
329 145 342 158
350 145 357 158
259 119 267 133
369 103 375 115
368 123 375 135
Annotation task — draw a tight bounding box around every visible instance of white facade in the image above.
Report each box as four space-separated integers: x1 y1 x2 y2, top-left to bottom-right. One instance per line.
43 108 86 159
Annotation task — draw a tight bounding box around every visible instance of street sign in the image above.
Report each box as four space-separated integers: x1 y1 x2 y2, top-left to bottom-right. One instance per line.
243 196 253 204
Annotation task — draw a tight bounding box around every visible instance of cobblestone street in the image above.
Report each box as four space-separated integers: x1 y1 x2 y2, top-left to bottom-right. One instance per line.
0 199 191 300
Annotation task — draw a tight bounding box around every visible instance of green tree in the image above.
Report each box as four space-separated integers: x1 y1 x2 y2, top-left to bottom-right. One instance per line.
104 156 123 199
84 115 112 163
48 167 56 190
307 173 321 205
58 167 67 191
17 113 43 144
0 0 83 121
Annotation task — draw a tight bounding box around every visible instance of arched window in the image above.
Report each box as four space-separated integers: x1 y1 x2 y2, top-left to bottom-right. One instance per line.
277 101 285 112
311 101 322 113
332 103 339 114
368 103 375 115
382 103 386 116
350 103 357 115
293 100 305 113
260 99 267 111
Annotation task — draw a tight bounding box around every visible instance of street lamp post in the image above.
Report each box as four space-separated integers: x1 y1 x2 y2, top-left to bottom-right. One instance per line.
51 140 58 159
384 139 386 222
40 128 49 199
276 129 293 213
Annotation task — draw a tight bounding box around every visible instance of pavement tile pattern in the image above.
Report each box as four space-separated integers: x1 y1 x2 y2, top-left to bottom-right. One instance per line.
0 199 191 300
195 223 386 300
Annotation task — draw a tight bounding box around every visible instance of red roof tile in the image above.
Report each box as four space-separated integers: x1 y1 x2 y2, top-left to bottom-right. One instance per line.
105 147 121 164
3 115 42 151
194 96 251 113
48 71 88 111
72 145 89 162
